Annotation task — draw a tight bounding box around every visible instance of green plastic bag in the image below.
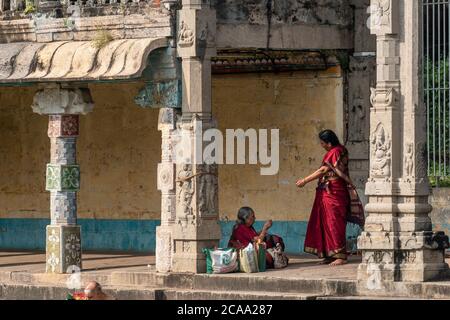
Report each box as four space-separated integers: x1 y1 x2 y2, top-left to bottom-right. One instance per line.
256 243 266 272
203 247 215 274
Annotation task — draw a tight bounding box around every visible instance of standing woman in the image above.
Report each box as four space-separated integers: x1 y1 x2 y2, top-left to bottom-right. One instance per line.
296 130 364 266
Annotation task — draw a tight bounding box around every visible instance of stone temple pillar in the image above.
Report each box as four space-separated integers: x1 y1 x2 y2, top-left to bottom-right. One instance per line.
358 0 449 286
32 85 93 274
170 0 221 273
156 108 179 273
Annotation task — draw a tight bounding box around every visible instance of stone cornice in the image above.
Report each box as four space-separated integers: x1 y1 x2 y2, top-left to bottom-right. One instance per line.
0 11 171 43
0 1 164 20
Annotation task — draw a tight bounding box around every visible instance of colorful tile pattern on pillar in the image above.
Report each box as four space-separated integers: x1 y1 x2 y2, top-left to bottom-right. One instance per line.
46 225 82 274
46 164 80 192
48 115 79 138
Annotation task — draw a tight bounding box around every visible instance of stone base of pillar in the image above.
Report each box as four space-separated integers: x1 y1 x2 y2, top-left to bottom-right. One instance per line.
46 225 82 274
171 220 221 273
155 226 173 273
358 259 449 284
172 240 218 273
357 231 449 284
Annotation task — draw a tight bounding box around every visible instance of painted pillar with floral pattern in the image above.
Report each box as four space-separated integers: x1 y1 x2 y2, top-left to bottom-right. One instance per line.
31 85 93 274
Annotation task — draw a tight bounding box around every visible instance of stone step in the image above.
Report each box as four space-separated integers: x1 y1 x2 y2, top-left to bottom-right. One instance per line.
191 274 330 294
2 270 450 300
0 283 70 300
2 281 450 300
316 296 436 300
109 271 450 299
159 288 322 300
0 283 323 300
109 271 353 296
0 270 350 296
0 283 160 300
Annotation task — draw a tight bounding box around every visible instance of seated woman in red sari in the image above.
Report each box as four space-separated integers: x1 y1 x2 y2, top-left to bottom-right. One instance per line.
228 207 275 268
296 130 364 267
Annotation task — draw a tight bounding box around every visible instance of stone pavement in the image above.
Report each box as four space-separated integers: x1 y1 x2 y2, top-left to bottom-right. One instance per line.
0 251 450 300
0 251 358 279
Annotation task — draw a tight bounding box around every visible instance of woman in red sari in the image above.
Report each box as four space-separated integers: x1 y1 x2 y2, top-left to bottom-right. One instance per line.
296 130 364 266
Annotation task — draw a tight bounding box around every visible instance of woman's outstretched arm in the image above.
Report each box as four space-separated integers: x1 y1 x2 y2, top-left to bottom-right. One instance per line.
255 220 273 242
296 165 329 188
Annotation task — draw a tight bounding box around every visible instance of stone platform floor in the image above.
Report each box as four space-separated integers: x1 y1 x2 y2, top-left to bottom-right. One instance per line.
0 251 359 279
0 251 155 273
1 251 450 300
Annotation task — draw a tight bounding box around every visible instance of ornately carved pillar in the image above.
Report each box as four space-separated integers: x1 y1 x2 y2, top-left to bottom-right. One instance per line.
156 108 179 273
170 0 221 273
32 85 93 274
358 0 449 286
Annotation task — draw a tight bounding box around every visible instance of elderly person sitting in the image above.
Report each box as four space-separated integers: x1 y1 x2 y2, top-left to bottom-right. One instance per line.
228 207 281 268
84 281 115 300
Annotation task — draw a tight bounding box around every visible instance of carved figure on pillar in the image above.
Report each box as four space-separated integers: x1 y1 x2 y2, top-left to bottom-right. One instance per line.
177 164 194 218
370 124 391 177
349 93 366 142
205 164 218 216
404 142 414 178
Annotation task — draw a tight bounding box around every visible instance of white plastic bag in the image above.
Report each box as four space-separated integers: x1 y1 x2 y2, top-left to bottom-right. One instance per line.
208 248 239 274
239 243 259 273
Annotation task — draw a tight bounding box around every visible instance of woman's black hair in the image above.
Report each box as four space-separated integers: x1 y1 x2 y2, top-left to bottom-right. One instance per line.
319 130 341 147
233 207 255 230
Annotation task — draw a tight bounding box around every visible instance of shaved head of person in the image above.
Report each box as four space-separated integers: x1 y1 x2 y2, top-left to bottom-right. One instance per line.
84 281 114 300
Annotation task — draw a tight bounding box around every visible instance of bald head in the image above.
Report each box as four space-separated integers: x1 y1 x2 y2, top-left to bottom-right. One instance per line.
86 281 101 292
84 281 102 299
84 281 115 300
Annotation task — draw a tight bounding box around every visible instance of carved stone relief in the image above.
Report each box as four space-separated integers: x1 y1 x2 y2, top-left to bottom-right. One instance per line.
367 250 392 264
198 164 218 217
156 229 172 272
178 20 194 47
370 0 398 35
349 87 367 142
158 163 175 192
371 0 392 28
370 87 397 109
370 123 391 177
199 22 215 46
177 164 194 218
404 142 414 178
395 251 416 264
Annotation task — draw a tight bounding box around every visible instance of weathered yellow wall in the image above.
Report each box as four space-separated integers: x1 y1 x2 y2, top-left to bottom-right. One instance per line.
213 68 344 222
0 87 48 218
0 83 161 220
0 67 343 222
78 83 161 220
